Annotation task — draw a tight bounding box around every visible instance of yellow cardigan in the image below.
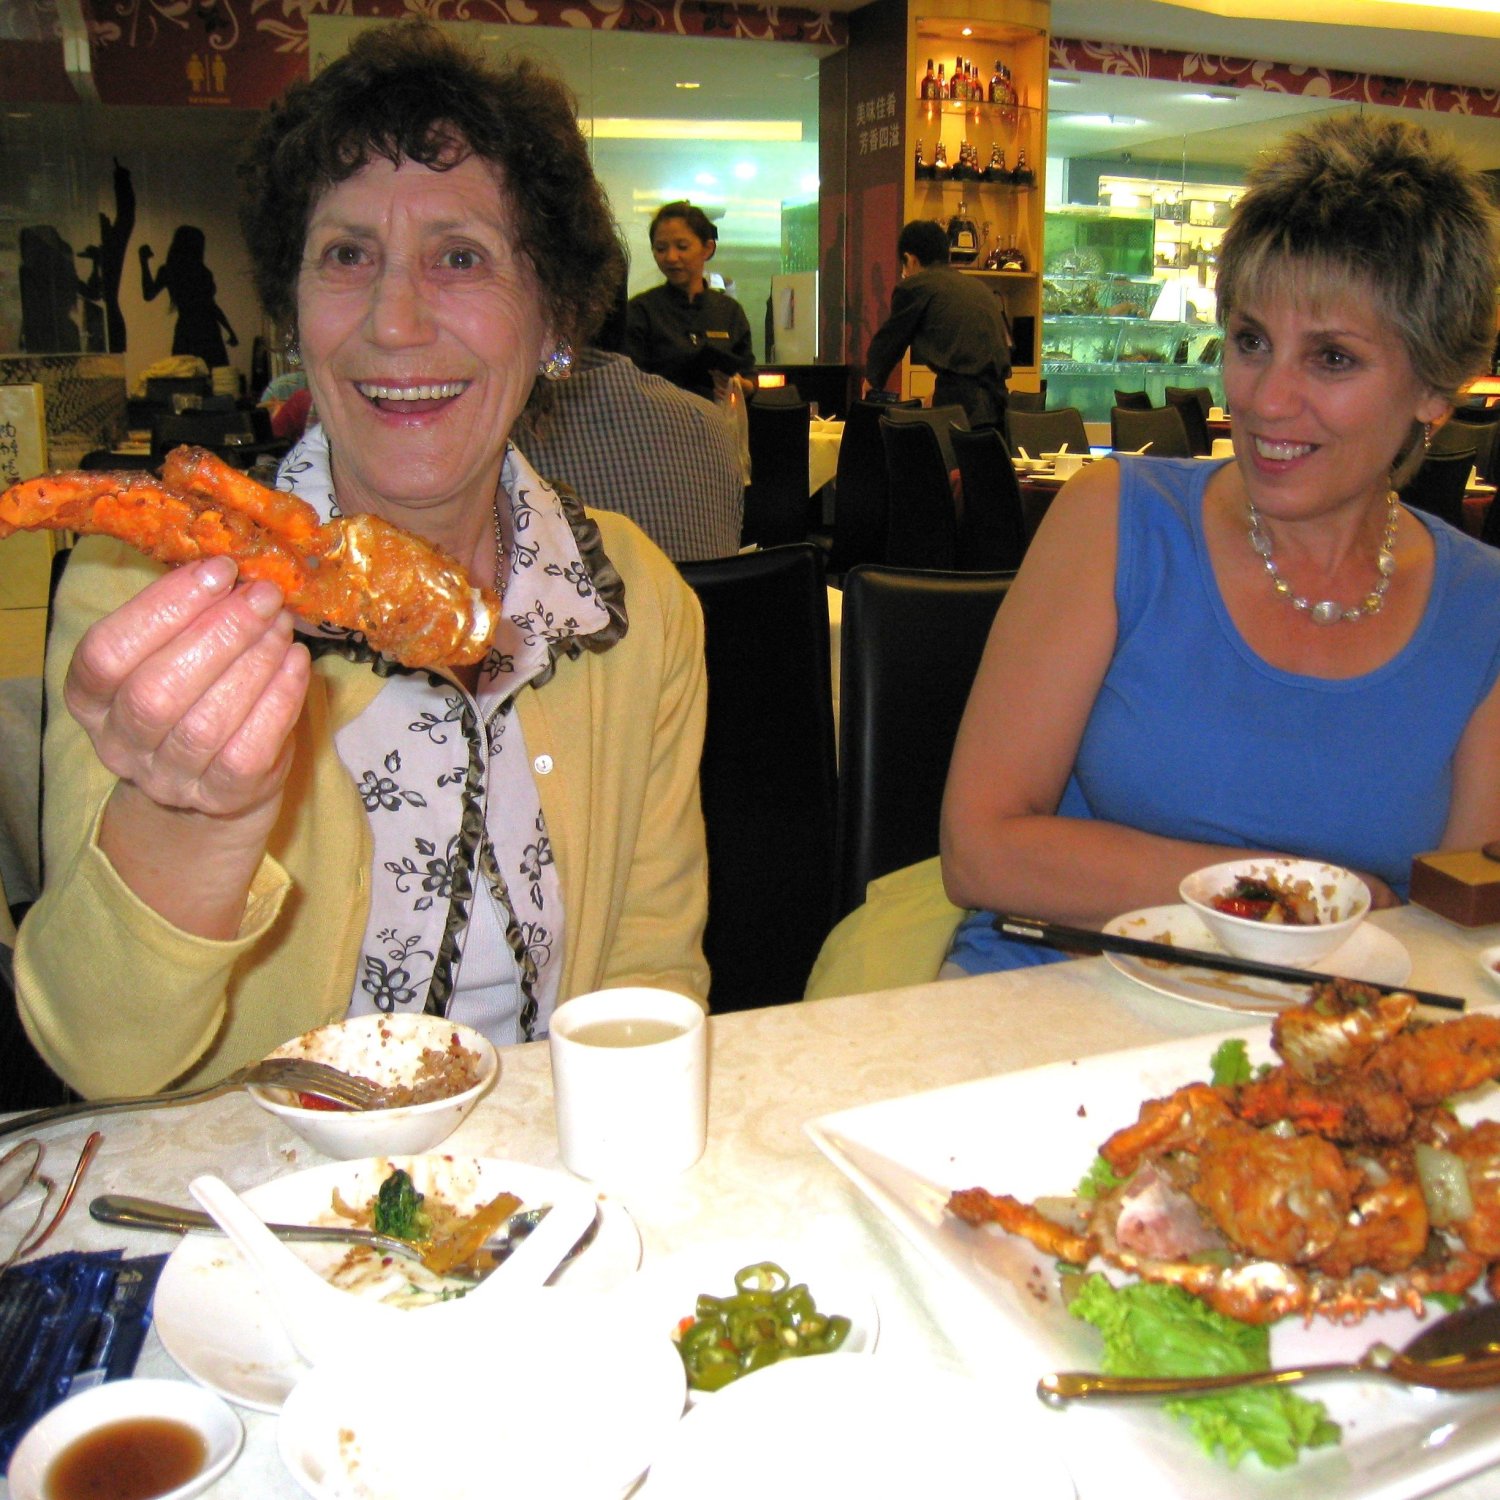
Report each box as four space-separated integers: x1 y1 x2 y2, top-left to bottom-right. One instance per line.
17 511 709 1097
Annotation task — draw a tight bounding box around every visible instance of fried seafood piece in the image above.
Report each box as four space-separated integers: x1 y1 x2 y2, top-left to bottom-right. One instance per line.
1187 1122 1356 1264
1365 1014 1500 1106
947 1187 1097 1265
1273 981 1416 1082
0 448 501 670
1233 1064 1413 1144
1309 1159 1429 1277
1097 1082 1235 1178
1446 1120 1500 1257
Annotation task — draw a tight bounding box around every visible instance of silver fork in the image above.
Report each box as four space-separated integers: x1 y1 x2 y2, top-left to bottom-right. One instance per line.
0 1057 383 1141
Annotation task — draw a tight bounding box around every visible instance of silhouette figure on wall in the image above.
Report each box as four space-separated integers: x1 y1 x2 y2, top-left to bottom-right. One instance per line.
139 224 238 367
79 158 136 353
18 225 85 352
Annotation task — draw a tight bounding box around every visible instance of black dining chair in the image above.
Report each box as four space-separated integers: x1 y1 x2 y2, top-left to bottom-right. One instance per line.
1481 486 1500 548
678 544 838 1010
749 383 803 406
1111 404 1192 458
1113 388 1153 411
1005 389 1046 415
150 407 254 459
1446 408 1500 484
950 426 1028 572
834 564 1014 918
880 416 958 571
828 398 919 578
741 398 812 548
880 402 969 473
1401 449 1474 531
1007 406 1090 461
1163 386 1213 455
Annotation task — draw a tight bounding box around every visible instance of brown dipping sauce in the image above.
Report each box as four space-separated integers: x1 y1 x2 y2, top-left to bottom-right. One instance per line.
47 1416 206 1500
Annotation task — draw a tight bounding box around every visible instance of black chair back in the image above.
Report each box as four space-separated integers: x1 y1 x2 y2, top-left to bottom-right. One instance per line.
1482 487 1500 548
750 384 803 406
1163 386 1213 455
880 403 968 473
1007 406 1089 460
1113 388 1153 411
679 545 838 1009
1006 389 1046 415
829 399 918 577
741 399 812 548
1111 404 1192 458
1401 449 1474 530
835 564 1013 917
1436 410 1499 481
950 426 1028 572
80 449 157 471
151 408 253 459
880 416 958 571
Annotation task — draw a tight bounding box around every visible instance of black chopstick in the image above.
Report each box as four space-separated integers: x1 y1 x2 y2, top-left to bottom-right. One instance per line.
993 914 1466 1012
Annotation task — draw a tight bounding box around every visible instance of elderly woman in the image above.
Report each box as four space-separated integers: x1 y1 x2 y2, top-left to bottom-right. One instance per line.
624 202 756 402
17 21 709 1093
940 113 1500 974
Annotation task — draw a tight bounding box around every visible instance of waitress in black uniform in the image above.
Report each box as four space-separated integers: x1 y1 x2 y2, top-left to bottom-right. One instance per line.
624 202 756 401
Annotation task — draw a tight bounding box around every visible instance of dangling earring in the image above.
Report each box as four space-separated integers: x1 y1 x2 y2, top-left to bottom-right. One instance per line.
539 341 574 382
284 335 301 369
1422 421 1433 451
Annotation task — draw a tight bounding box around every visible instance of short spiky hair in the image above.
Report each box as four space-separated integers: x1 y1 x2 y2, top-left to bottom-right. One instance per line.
897 219 949 267
237 19 624 349
1216 112 1499 404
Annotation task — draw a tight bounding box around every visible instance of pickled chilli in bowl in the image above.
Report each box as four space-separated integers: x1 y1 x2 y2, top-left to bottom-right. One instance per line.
1179 858 1370 966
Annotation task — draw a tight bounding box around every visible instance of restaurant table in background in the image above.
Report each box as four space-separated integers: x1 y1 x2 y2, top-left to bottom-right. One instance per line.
808 416 843 499
5 903 1499 1498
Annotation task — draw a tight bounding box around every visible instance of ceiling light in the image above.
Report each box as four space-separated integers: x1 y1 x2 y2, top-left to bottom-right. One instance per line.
588 119 802 141
1061 114 1142 128
960 26 973 36
675 81 701 90
1051 75 1081 87
1186 91 1237 103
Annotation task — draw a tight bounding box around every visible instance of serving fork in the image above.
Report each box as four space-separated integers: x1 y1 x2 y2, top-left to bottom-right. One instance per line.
0 1057 383 1141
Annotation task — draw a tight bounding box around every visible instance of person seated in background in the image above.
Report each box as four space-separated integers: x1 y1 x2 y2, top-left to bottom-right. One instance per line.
515 346 743 562
939 113 1500 975
863 219 1011 429
624 202 756 403
269 382 314 443
17 19 708 1097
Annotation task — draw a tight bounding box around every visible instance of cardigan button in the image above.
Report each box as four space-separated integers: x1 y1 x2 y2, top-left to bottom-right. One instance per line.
533 754 554 775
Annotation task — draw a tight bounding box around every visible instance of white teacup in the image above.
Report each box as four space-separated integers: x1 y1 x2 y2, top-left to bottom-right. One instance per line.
1051 452 1086 479
1210 437 1234 459
550 987 708 1183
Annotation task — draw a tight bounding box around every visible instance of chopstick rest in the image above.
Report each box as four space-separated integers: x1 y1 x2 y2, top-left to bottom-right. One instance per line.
993 914 1466 1012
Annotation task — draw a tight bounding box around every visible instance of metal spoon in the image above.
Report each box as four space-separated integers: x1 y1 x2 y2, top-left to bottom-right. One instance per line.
91 1193 598 1285
1039 1301 1500 1404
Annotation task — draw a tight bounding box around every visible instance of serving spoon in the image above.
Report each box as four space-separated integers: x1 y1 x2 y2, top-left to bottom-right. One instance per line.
1039 1301 1500 1404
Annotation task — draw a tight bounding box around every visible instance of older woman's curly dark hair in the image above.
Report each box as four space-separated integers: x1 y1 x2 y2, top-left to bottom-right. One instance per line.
238 19 624 350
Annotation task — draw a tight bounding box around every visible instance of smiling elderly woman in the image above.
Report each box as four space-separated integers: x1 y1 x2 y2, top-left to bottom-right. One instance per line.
16 21 709 1096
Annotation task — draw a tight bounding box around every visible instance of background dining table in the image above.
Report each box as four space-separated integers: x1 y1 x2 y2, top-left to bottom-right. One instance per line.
5 900 1500 1498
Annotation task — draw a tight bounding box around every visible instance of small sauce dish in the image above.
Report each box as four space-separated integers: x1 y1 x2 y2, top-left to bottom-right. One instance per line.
8 1378 242 1500
1479 944 1500 996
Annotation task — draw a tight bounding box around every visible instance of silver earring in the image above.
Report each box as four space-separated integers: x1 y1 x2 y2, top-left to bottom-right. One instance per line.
539 342 574 382
284 337 301 368
1423 421 1433 451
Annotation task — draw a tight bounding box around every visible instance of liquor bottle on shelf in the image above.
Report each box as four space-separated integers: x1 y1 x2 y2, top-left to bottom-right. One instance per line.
935 63 948 100
951 56 968 101
989 61 1017 108
932 140 949 180
984 143 1008 183
980 224 998 270
969 63 984 104
914 140 931 181
1012 148 1035 187
947 196 979 264
920 58 937 100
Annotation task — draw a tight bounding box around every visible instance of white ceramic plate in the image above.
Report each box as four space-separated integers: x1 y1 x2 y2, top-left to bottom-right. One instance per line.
640 1355 1073 1498
8 1378 243 1500
805 1023 1500 1500
629 1236 878 1406
154 1157 642 1412
1102 903 1411 1014
278 1290 685 1500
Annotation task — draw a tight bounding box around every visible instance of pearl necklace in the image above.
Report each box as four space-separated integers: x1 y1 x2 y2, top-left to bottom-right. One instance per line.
1245 492 1399 626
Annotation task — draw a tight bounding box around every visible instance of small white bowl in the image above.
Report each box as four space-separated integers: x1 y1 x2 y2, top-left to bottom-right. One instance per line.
8 1378 243 1500
1180 857 1370 965
1479 945 1500 995
247 1013 497 1159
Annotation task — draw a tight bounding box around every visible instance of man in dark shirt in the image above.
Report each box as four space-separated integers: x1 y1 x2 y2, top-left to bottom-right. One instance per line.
864 219 1012 428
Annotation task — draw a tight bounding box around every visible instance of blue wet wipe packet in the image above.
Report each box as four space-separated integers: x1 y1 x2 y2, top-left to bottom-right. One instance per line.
0 1250 166 1473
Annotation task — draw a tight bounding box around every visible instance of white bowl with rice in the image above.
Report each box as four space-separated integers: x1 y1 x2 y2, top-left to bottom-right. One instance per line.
247 1013 498 1159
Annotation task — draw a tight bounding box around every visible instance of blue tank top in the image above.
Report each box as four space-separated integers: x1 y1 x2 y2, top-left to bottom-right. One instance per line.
948 457 1500 974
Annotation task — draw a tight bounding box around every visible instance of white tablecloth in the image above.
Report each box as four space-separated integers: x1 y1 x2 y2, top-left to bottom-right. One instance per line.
6 902 1500 1498
808 419 843 496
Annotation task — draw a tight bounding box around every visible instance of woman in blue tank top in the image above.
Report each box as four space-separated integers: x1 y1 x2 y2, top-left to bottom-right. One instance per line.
943 114 1500 974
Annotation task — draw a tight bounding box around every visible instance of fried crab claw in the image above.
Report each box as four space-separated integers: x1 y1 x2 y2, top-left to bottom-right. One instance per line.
0 446 502 671
948 979 1500 1325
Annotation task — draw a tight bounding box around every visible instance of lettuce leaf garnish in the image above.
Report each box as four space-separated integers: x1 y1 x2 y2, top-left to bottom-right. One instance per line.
1068 1274 1341 1469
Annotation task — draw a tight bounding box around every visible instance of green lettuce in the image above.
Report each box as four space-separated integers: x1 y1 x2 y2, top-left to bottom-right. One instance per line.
1076 1154 1124 1200
1068 1274 1341 1469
